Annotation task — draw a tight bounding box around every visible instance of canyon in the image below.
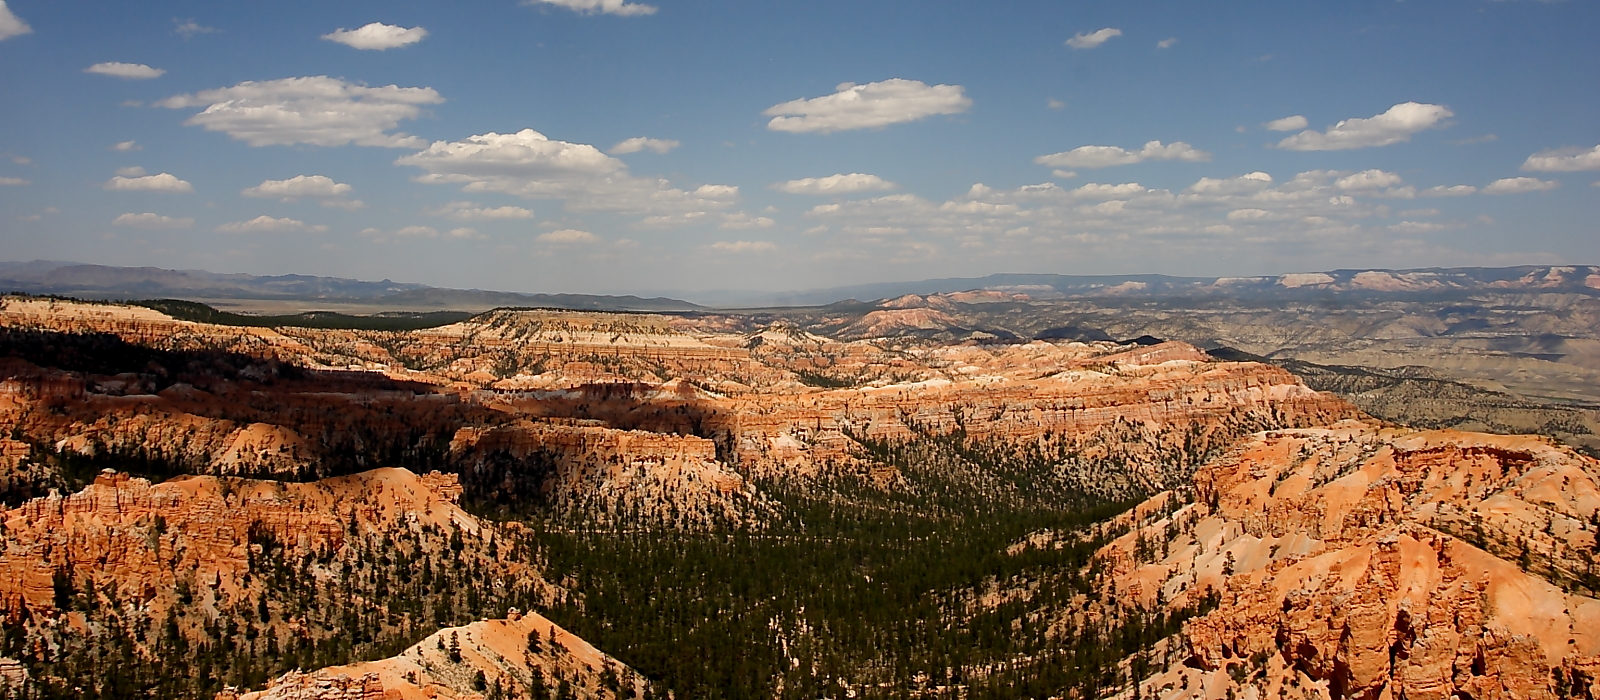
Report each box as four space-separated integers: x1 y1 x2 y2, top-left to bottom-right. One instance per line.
0 289 1594 700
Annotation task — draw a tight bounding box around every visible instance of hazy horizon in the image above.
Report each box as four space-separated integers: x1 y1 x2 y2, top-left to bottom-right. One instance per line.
2 0 1596 295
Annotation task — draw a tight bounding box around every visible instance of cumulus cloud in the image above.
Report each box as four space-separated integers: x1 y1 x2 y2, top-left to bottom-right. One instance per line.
1034 141 1210 169
609 137 680 155
425 201 536 220
1482 177 1559 194
1263 115 1307 132
711 240 776 252
397 128 739 217
1065 28 1121 49
1521 145 1600 172
216 216 328 233
794 167 1448 267
719 213 776 229
110 140 142 152
772 173 897 195
538 229 599 244
112 213 193 229
0 176 27 186
763 79 971 134
1187 172 1273 195
1157 38 1178 49
242 175 353 200
85 62 166 79
157 76 443 148
174 19 217 38
358 225 466 242
1334 169 1403 191
1388 221 1451 234
523 0 657 16
1276 102 1453 151
1423 185 1476 197
0 2 31 41
106 172 194 193
322 23 427 50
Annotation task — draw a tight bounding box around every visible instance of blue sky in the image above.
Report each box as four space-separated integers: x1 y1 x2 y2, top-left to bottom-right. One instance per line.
0 0 1595 295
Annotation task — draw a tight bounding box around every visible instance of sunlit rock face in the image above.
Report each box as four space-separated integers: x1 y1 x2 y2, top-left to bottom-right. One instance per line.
1096 422 1600 700
222 610 644 700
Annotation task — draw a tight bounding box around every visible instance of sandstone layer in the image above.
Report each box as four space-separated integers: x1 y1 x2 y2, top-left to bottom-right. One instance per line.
223 609 644 700
1093 422 1600 700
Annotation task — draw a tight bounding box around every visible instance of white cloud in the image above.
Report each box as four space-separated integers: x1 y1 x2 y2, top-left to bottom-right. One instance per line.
322 199 366 211
358 225 449 241
523 0 657 16
174 19 217 38
719 213 776 229
1187 172 1273 195
1422 185 1476 197
1398 208 1440 217
1334 169 1403 191
1521 145 1600 172
157 76 443 148
112 213 193 229
1066 28 1121 49
1157 38 1178 49
215 216 328 233
110 140 142 152
0 2 31 41
241 175 353 200
425 201 536 220
609 137 680 155
1482 177 1559 195
1034 140 1211 169
538 229 600 244
85 62 166 79
0 176 28 185
1047 98 1065 111
322 23 427 50
711 240 776 252
763 79 971 134
1051 170 1077 179
398 128 739 217
447 227 484 239
1388 221 1451 234
105 172 194 193
772 173 896 195
1263 115 1307 132
1276 102 1453 151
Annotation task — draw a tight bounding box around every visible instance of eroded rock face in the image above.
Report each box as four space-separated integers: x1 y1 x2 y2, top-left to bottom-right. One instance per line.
1095 423 1600 700
223 610 645 700
0 467 481 614
0 297 1361 522
450 420 778 529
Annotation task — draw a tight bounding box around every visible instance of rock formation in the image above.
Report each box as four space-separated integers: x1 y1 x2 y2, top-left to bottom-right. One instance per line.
1092 422 1600 700
221 609 645 700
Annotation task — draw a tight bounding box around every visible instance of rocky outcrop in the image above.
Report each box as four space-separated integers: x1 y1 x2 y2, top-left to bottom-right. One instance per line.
450 420 778 529
1094 423 1600 700
223 609 646 700
0 467 482 614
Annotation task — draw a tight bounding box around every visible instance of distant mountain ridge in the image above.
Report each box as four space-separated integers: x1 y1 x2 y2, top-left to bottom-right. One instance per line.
0 261 705 312
3 261 1594 311
731 265 1600 307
